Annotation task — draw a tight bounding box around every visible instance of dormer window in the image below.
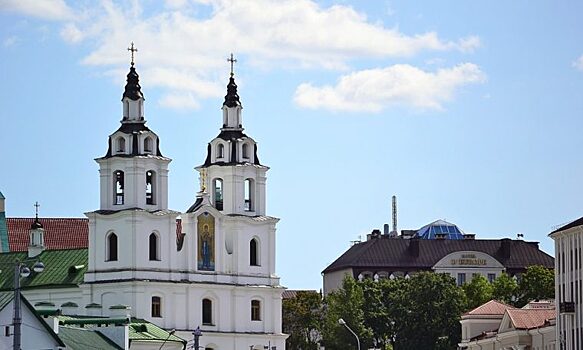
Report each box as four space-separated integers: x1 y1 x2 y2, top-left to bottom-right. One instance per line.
242 143 249 159
144 136 152 153
117 137 126 153
217 144 225 159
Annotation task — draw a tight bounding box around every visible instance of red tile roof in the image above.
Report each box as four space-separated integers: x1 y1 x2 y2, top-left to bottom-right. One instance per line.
506 309 556 330
464 300 514 316
6 218 88 251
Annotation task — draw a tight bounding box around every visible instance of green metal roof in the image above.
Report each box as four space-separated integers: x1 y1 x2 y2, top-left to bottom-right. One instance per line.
59 326 123 350
129 319 185 345
57 315 186 346
0 248 87 291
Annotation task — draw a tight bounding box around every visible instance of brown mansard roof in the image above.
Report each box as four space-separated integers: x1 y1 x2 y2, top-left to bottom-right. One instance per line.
322 237 554 274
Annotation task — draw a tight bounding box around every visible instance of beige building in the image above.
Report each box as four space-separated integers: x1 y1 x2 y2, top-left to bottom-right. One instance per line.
459 300 556 350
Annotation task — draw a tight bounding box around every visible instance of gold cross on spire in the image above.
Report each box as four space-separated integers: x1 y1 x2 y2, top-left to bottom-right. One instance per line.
128 42 138 66
227 53 237 77
34 201 40 218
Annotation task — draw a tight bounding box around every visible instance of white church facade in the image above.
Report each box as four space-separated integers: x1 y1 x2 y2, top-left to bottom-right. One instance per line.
0 53 286 350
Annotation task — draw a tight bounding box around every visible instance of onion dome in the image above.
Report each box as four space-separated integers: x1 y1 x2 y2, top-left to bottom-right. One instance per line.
123 66 144 101
223 77 240 108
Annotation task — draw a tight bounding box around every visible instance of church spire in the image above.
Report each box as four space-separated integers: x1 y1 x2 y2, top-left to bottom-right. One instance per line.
123 43 143 101
223 53 240 108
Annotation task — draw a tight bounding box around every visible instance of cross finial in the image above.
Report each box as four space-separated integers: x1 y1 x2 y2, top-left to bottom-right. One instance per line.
34 201 40 219
227 53 237 77
128 42 138 66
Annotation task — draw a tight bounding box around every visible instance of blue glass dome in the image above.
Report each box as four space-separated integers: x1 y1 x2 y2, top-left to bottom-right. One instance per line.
416 219 464 240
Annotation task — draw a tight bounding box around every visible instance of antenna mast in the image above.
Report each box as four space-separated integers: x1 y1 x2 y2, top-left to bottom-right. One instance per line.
391 195 398 236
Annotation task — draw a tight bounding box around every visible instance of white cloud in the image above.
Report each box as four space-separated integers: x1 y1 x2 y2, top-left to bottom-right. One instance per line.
574 55 583 72
0 0 73 21
60 23 83 43
159 92 200 110
294 63 486 112
3 35 18 47
2 0 483 110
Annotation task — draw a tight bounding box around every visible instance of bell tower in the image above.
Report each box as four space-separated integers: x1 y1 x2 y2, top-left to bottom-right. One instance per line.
196 54 268 216
95 43 170 211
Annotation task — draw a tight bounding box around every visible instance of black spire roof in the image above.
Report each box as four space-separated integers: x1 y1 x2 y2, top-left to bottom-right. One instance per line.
123 65 144 101
30 216 43 230
223 76 241 108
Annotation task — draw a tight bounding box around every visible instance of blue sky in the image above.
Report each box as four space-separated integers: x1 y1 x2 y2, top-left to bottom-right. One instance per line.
1 0 583 290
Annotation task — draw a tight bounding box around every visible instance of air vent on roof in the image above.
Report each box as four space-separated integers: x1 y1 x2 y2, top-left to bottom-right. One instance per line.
463 234 475 240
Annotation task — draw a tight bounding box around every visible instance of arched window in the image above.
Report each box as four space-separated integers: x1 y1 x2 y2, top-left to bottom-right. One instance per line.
250 238 259 266
216 144 224 159
213 179 223 211
251 300 261 321
202 298 213 325
146 171 155 205
151 296 161 318
117 137 125 153
244 179 254 211
242 143 249 159
106 233 118 261
149 233 159 261
114 171 124 205
144 136 152 153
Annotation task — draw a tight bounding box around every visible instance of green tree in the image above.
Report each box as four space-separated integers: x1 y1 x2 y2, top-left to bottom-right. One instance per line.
394 272 466 350
322 276 373 350
462 274 493 310
282 291 323 350
491 273 518 305
516 265 555 307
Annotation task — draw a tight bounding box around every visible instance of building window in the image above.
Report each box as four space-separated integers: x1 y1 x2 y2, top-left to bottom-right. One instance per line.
250 238 259 266
242 143 249 159
146 171 155 205
149 233 159 261
144 136 152 153
106 233 118 261
244 179 254 211
488 273 496 283
114 171 124 205
151 296 161 318
202 298 213 325
213 179 223 211
457 273 466 286
117 137 126 153
217 144 224 159
251 300 261 321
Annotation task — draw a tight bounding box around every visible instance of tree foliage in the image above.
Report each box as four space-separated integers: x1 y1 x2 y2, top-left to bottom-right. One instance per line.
321 276 373 350
463 274 493 310
516 265 555 307
282 291 323 350
491 273 518 305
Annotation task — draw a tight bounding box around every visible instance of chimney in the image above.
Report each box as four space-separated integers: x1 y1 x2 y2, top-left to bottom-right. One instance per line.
409 238 420 257
500 238 512 259
383 224 389 235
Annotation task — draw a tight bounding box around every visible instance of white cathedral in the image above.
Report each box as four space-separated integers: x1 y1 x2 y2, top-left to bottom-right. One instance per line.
9 56 286 349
